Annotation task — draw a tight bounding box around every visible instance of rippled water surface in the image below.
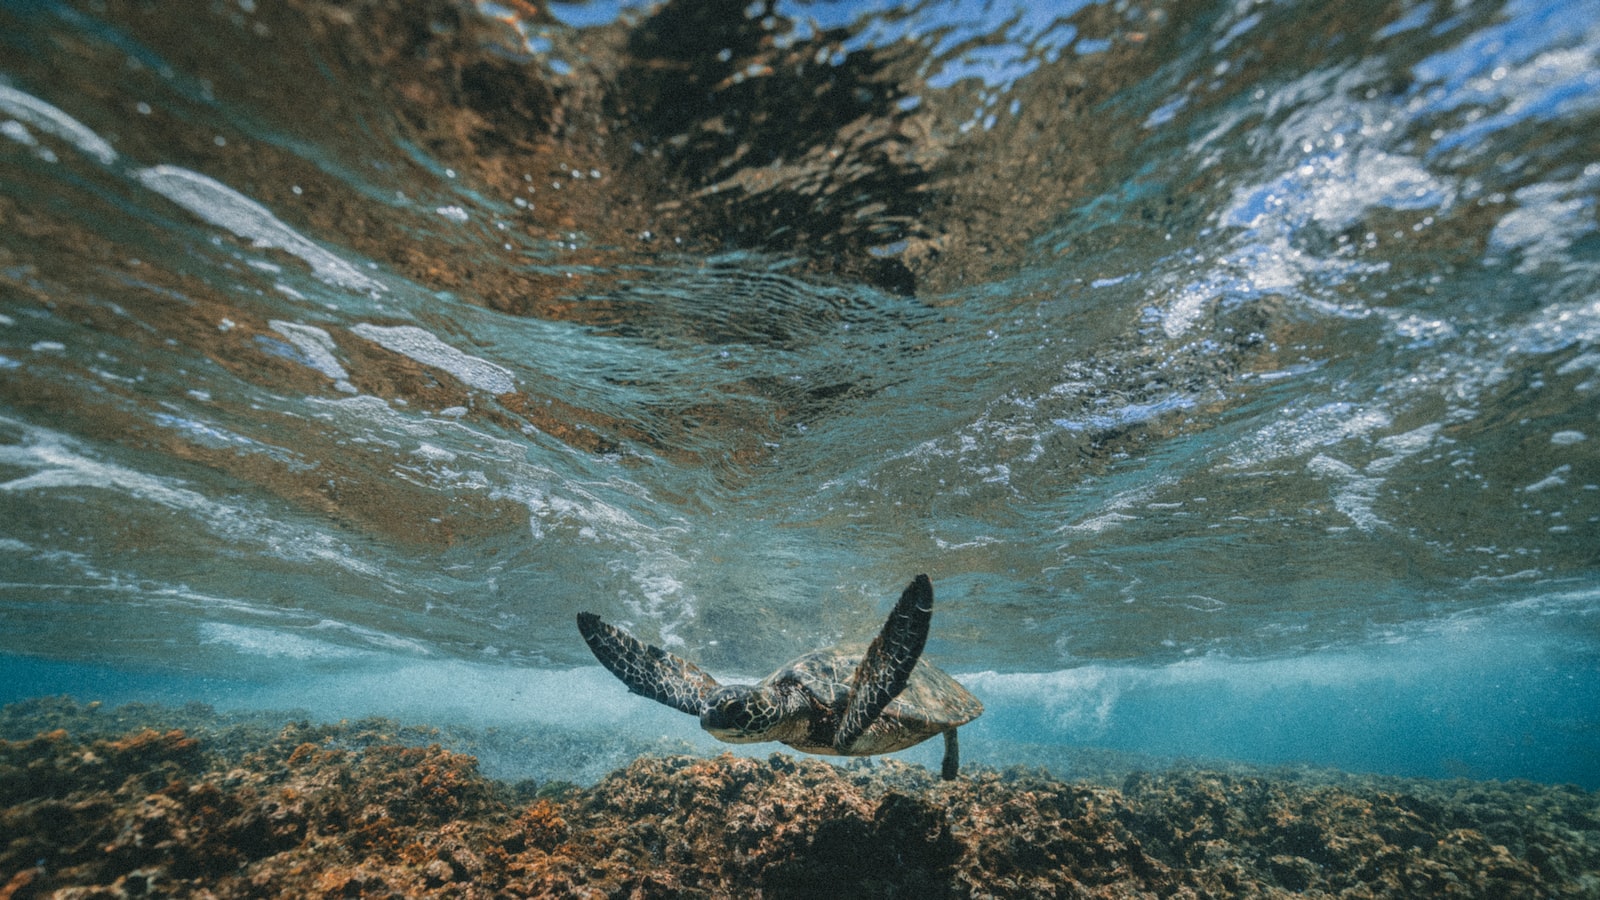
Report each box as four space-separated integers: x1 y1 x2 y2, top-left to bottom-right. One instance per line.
2 0 1597 785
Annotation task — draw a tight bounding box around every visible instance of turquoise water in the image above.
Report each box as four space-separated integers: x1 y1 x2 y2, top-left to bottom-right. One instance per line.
1 0 1597 786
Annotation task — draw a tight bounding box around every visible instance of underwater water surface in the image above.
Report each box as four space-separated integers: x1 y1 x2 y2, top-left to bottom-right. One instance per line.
0 0 1597 787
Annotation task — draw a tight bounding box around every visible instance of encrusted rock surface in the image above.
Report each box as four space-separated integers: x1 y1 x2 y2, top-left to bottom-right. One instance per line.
2 703 1597 898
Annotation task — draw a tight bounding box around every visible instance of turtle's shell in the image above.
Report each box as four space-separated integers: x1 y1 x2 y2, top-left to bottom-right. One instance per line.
766 649 983 756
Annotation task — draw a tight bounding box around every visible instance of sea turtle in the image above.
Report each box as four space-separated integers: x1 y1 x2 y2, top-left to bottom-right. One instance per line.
576 574 983 780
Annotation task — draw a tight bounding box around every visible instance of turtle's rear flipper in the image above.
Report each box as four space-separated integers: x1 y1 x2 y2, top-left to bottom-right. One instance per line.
941 729 960 780
834 574 933 753
578 613 721 716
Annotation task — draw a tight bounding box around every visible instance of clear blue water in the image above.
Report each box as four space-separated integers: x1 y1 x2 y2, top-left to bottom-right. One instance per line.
1 0 1597 786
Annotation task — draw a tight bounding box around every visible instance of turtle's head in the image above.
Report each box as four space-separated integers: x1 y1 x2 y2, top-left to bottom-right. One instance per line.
699 684 784 743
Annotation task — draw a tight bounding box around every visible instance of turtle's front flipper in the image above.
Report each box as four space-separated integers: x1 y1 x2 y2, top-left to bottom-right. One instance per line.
834 574 933 753
577 613 721 716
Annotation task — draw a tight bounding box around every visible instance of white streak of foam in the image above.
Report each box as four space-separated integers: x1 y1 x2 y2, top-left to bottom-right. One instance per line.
1238 415 1441 531
0 416 391 581
502 476 698 646
1522 468 1568 493
1220 147 1453 235
269 320 356 392
311 619 431 655
1 119 38 146
1057 477 1170 534
965 668 1124 737
298 393 696 643
233 663 701 738
200 622 363 660
1489 173 1600 274
135 165 385 294
309 394 438 438
965 651 1422 743
270 320 345 376
0 85 118 165
1308 453 1385 531
412 442 459 463
1367 422 1442 473
1226 402 1393 468
0 424 213 509
350 324 516 395
310 394 697 644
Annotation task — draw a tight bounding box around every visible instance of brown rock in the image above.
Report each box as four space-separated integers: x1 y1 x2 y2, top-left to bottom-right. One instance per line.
2 712 1597 899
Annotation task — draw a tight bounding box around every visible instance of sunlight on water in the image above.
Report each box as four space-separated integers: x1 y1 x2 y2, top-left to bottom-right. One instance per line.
1 0 1597 785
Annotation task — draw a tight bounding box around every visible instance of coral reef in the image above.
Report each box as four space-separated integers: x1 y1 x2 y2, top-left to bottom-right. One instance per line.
1 700 1597 898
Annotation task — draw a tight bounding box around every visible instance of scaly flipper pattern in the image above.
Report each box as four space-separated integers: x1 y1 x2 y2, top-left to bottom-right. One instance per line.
577 612 721 715
834 573 933 753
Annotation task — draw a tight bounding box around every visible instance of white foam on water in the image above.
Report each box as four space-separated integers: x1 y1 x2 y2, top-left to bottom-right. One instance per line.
1175 58 1466 345
411 442 459 463
1220 146 1453 235
956 588 1600 780
1225 402 1394 469
308 619 433 656
968 648 1422 740
200 622 365 661
0 416 397 583
1056 477 1170 534
1 119 38 147
308 393 439 438
1489 172 1600 274
1278 422 1443 531
349 324 516 395
1304 454 1383 530
135 165 386 294
0 84 118 165
295 391 700 645
1050 395 1196 434
269 320 356 392
1414 3 1600 156
1522 468 1568 493
1369 422 1442 469
230 659 698 735
0 416 216 510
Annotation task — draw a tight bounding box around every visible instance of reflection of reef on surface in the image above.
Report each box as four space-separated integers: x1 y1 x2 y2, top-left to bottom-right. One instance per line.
2 700 1596 898
0 0 1334 547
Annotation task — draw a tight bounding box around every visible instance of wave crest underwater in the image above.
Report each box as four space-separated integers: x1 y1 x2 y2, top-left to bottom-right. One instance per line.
1 0 1597 785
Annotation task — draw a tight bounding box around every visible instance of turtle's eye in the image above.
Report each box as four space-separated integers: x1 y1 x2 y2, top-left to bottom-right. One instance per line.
700 687 776 742
700 691 751 733
717 697 748 726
